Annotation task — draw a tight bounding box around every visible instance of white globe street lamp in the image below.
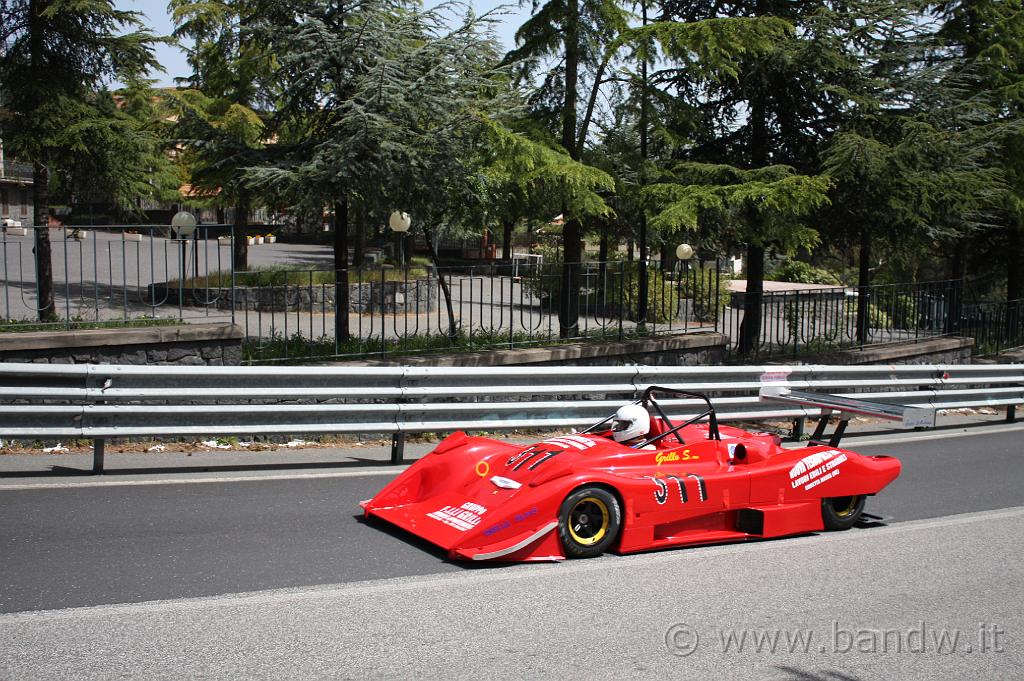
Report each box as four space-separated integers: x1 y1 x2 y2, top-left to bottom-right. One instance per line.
675 243 694 261
388 211 411 233
171 211 198 238
389 211 411 265
171 211 199 282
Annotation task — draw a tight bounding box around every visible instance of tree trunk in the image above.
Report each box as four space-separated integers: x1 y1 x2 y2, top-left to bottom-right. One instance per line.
353 201 366 267
501 218 514 263
738 242 764 355
232 194 250 271
1008 222 1023 302
32 162 56 321
946 239 966 334
1008 221 1023 346
28 0 55 322
559 0 581 338
423 223 456 338
856 226 871 344
636 0 650 328
333 199 350 342
738 73 770 355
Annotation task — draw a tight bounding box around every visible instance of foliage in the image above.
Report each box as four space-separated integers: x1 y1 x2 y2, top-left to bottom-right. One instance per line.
0 0 161 319
49 81 181 218
645 164 831 253
769 260 842 286
518 244 727 324
0 316 181 333
167 265 430 289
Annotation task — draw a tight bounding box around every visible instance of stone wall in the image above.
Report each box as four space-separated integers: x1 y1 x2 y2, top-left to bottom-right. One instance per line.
0 323 244 365
150 278 437 314
333 332 730 368
817 336 974 365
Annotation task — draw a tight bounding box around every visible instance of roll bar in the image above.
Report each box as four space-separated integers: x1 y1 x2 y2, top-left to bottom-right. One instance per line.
581 385 721 447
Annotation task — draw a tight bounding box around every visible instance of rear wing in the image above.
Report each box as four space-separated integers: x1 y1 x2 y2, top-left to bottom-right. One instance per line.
759 385 935 447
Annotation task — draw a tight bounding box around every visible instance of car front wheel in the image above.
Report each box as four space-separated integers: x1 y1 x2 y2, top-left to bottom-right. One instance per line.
558 487 621 558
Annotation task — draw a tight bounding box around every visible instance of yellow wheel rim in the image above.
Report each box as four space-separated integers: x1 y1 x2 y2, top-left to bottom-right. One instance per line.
568 496 610 546
833 496 859 518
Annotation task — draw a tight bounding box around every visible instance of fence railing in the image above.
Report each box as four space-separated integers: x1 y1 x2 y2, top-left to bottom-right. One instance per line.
960 299 1024 356
6 224 1019 362
1 224 238 328
1 362 1021 472
721 280 961 360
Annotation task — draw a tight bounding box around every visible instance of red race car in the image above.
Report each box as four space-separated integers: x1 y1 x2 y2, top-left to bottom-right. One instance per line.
361 386 902 561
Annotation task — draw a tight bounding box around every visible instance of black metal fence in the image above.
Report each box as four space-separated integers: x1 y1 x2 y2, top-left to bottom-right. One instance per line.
4 223 1020 362
960 299 1024 356
723 280 961 360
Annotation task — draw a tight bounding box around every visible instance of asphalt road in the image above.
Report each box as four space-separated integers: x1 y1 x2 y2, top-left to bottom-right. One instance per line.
1 426 1022 679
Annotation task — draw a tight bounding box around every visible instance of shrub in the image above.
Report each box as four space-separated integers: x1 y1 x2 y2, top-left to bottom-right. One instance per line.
769 260 842 286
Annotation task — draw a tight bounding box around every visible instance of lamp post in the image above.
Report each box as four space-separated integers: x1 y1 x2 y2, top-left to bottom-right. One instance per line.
676 243 695 329
389 210 411 267
171 211 198 287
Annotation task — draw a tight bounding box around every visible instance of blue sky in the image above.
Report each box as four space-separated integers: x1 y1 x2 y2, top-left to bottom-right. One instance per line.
116 1 533 87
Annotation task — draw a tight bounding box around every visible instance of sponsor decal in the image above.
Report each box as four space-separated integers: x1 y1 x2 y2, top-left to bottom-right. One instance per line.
789 449 848 491
483 506 538 536
427 502 488 532
656 449 699 465
490 476 521 490
760 370 791 384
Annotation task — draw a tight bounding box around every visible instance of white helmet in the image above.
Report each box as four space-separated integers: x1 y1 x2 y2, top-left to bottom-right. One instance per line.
612 404 650 443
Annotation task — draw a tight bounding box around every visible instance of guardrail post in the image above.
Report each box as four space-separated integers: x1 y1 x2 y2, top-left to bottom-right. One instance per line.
390 432 405 464
92 438 105 474
1009 405 1017 424
790 416 805 441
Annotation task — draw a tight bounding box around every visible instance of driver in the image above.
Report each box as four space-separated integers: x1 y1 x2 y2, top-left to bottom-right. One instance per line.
611 404 656 449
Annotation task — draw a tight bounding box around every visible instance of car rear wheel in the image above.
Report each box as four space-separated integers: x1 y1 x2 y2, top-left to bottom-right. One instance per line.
558 487 621 558
821 495 865 531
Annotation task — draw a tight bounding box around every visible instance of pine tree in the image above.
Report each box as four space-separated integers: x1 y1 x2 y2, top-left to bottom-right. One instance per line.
170 0 284 271
0 0 159 320
932 0 1024 301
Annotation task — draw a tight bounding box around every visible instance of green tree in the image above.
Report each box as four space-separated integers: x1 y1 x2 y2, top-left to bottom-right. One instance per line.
0 0 159 320
170 0 283 271
932 0 1024 302
655 0 923 352
49 80 181 221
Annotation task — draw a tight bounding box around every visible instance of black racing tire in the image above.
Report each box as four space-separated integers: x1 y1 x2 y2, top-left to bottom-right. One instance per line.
558 486 621 558
821 495 866 531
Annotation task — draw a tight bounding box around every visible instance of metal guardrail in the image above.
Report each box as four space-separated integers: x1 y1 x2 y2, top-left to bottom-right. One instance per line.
1 362 1021 473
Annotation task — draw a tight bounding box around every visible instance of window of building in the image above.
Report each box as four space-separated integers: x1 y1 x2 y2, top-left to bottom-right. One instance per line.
20 189 29 217
1 189 8 217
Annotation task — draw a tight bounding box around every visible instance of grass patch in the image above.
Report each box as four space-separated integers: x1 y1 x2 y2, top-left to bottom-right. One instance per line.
0 316 182 333
167 263 432 289
243 326 660 364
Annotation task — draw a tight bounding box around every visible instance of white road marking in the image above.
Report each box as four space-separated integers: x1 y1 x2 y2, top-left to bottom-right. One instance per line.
0 467 408 491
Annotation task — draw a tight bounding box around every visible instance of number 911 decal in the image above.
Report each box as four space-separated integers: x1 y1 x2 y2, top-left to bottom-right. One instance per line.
648 474 707 505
